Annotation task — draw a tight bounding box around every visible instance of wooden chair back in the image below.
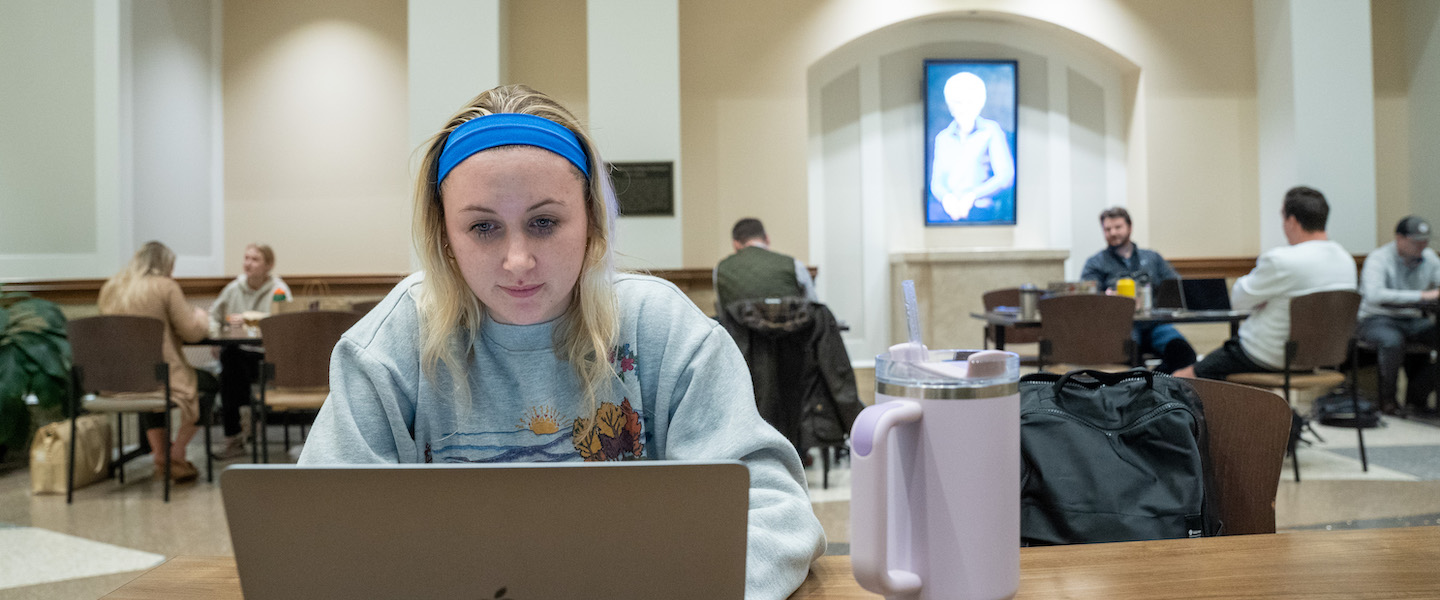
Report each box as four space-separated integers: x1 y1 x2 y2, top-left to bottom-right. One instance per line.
1183 377 1292 535
1038 295 1135 365
66 315 166 394
258 311 361 388
983 288 1040 345
1288 290 1361 369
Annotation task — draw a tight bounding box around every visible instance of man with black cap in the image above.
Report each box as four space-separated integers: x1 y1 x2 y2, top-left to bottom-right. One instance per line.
1357 216 1440 415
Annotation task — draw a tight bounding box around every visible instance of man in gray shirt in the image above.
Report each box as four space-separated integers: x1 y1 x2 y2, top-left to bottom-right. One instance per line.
1357 216 1440 415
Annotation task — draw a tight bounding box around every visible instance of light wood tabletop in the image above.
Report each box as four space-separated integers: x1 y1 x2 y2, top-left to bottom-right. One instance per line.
104 526 1440 599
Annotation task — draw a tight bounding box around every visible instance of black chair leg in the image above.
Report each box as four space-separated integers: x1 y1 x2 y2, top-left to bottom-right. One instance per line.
113 414 123 481
821 446 831 490
163 409 172 503
283 411 291 455
250 401 260 464
1351 343 1368 472
203 397 213 482
66 401 78 505
261 403 269 464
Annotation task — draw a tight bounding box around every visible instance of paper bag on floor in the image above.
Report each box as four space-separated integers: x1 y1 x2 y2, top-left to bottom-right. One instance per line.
31 415 112 495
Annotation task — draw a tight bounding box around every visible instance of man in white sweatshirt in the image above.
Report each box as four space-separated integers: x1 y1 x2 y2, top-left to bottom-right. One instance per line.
1177 186 1358 380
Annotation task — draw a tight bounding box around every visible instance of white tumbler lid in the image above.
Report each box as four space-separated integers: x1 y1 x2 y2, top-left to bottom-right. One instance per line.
874 349 1019 399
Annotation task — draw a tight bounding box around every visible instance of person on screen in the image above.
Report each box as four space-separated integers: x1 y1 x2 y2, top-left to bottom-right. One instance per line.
930 71 1015 222
297 85 824 599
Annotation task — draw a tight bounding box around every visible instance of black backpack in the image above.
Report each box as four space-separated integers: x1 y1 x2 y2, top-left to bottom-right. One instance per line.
1312 386 1380 429
1019 369 1223 545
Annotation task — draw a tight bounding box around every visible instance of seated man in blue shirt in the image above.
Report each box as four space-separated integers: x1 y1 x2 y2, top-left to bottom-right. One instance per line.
1080 207 1197 373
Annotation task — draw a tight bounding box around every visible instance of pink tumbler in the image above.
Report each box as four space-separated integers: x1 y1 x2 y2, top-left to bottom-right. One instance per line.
850 349 1021 600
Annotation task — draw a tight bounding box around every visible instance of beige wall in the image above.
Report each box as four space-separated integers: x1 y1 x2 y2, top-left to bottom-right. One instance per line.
677 0 1267 269
506 0 588 128
0 1 96 255
1373 0 1412 242
222 0 410 276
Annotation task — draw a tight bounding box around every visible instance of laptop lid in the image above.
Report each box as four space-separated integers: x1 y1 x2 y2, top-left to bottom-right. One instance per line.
1153 279 1183 310
222 462 749 600
1180 278 1232 311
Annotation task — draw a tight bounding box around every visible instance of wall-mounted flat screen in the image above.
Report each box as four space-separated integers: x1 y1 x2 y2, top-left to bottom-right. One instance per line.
924 60 1017 226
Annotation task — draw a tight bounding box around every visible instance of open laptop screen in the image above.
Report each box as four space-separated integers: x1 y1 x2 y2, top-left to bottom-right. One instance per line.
1180 278 1232 312
1153 279 1183 310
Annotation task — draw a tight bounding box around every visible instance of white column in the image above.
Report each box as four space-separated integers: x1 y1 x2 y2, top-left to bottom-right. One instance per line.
587 0 682 269
1406 1 1440 229
407 0 504 269
1254 0 1377 252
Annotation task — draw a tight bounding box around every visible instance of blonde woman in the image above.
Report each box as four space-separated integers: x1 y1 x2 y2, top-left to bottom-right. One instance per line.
208 242 290 458
98 241 216 482
299 85 824 597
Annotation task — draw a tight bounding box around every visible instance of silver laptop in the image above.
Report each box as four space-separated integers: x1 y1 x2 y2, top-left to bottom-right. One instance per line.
222 462 749 599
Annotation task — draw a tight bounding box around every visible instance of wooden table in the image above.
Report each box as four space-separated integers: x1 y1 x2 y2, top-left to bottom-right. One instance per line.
104 526 1440 599
972 309 1249 350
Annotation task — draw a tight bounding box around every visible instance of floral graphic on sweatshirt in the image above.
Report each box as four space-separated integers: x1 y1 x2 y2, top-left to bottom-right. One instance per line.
609 343 638 382
572 398 645 461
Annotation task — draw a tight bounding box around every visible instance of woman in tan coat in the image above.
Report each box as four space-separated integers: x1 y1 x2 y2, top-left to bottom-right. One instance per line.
98 241 215 482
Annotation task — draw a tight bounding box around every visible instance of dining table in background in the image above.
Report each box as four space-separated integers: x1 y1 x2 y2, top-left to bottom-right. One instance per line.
972 308 1250 350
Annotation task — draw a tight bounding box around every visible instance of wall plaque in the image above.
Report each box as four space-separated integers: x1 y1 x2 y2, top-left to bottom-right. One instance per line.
608 161 674 216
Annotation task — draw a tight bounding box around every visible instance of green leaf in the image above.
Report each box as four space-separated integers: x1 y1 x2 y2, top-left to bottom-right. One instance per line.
0 346 26 400
0 305 9 335
0 388 30 450
13 332 67 380
30 371 68 413
5 299 66 337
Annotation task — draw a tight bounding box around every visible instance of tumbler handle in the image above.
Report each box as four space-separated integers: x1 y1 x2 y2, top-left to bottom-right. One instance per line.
850 400 924 596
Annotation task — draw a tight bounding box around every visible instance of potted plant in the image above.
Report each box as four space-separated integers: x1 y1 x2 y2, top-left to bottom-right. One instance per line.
0 285 72 462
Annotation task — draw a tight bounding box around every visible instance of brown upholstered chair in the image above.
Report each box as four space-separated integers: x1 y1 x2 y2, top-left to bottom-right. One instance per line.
255 311 360 462
67 315 207 503
982 288 1040 365
1224 290 1363 482
1182 378 1292 535
1036 294 1137 373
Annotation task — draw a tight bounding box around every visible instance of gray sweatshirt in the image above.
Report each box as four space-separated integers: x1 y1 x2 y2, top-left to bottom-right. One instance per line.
1359 242 1440 320
208 274 291 329
299 272 825 599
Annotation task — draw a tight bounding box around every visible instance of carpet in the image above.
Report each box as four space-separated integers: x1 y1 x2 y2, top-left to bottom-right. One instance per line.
1329 445 1440 480
0 523 164 590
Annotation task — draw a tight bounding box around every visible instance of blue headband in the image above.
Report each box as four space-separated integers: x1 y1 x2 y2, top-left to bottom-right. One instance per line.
436 113 590 183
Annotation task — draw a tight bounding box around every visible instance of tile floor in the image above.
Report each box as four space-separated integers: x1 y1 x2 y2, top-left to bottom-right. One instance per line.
3 410 1440 599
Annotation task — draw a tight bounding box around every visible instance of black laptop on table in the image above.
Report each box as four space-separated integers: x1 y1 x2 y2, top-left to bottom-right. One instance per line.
1153 278 1232 313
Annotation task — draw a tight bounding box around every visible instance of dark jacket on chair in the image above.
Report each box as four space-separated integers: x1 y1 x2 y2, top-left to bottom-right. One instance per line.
720 297 863 453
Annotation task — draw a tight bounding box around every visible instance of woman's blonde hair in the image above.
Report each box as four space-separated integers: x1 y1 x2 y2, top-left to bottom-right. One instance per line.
412 84 620 429
99 241 176 310
246 243 275 267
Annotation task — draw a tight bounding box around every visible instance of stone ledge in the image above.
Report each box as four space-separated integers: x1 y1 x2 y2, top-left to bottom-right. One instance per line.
890 248 1071 263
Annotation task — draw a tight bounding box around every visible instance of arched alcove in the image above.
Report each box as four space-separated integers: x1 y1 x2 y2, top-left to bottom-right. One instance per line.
807 11 1141 362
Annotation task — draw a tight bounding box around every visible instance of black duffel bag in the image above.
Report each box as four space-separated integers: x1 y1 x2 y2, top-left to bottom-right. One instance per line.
1020 369 1223 545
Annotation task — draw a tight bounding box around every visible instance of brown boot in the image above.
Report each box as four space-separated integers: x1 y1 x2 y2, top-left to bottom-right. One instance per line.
170 460 199 483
